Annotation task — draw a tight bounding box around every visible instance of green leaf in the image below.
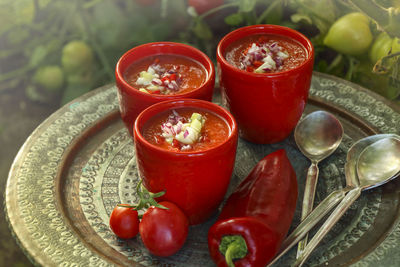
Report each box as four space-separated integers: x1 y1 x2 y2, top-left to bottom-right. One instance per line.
386 58 400 99
225 13 243 26
373 52 400 75
290 0 337 34
239 0 257 13
193 19 212 40
386 82 400 100
262 1 283 25
291 13 313 25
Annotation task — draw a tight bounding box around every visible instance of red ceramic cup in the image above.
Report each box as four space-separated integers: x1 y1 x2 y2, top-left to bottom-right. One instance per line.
134 99 238 225
217 25 314 144
116 42 215 136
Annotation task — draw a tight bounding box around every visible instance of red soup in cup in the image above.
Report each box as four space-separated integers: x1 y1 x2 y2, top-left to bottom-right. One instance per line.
116 42 215 136
217 25 314 144
134 99 238 225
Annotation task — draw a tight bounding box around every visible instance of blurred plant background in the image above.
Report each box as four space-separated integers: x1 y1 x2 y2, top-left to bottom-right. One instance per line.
1 0 399 266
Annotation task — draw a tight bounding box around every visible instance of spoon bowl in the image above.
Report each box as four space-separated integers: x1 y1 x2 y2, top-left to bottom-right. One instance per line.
345 134 400 187
295 111 344 160
357 137 400 189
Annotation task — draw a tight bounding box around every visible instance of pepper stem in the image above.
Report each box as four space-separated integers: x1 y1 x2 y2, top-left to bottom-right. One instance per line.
219 235 247 267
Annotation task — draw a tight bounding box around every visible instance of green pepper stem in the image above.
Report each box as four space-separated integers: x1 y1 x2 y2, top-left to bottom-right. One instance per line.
225 242 239 267
219 235 247 267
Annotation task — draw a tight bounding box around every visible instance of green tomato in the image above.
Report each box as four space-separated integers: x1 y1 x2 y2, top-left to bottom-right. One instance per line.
369 32 400 65
33 65 64 92
61 40 94 75
392 37 400 53
324 12 373 56
369 32 394 64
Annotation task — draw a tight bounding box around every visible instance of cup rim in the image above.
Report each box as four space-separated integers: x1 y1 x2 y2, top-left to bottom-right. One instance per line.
134 99 238 156
115 42 215 100
217 24 314 78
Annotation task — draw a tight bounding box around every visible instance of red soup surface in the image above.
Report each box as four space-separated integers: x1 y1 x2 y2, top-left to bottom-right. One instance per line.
225 34 308 73
142 107 230 152
124 54 207 95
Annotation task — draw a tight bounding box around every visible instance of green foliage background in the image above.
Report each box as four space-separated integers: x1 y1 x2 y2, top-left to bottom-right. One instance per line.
1 0 400 107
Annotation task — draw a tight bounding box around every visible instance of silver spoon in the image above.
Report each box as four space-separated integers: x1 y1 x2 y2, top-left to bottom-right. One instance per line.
294 136 400 267
267 134 400 267
295 111 343 256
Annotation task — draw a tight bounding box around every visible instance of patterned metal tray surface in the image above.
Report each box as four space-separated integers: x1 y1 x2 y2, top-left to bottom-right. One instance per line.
5 72 400 266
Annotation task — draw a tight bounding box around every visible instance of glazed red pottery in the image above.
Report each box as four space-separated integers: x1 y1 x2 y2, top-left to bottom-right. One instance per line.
134 99 238 225
116 42 215 136
217 25 314 144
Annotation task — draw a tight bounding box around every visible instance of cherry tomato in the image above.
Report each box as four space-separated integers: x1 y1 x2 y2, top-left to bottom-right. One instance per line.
188 0 224 15
109 204 139 239
139 201 189 257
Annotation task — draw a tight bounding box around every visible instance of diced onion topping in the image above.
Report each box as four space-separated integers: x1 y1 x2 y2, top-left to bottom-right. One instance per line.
136 63 182 94
240 41 289 73
159 111 206 150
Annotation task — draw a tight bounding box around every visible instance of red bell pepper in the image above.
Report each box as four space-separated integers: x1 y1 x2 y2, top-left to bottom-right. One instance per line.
208 149 298 267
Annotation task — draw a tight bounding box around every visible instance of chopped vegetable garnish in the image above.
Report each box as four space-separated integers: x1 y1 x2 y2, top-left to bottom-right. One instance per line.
160 111 205 150
240 41 289 73
136 62 182 94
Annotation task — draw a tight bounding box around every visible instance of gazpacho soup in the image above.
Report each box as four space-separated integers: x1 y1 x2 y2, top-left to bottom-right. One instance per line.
142 108 230 152
225 34 308 73
124 54 207 95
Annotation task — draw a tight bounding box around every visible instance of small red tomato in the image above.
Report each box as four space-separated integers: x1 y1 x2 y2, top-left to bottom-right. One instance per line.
109 204 139 239
188 0 224 15
139 201 189 257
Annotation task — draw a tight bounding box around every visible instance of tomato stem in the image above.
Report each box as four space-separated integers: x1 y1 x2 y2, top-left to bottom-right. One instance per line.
135 180 168 210
115 180 168 213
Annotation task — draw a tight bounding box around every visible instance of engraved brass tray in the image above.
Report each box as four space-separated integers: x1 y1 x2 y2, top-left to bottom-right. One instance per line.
5 72 400 266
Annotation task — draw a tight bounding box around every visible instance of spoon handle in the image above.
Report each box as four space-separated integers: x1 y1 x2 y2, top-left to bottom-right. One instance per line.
293 187 362 267
267 188 347 267
297 162 319 257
